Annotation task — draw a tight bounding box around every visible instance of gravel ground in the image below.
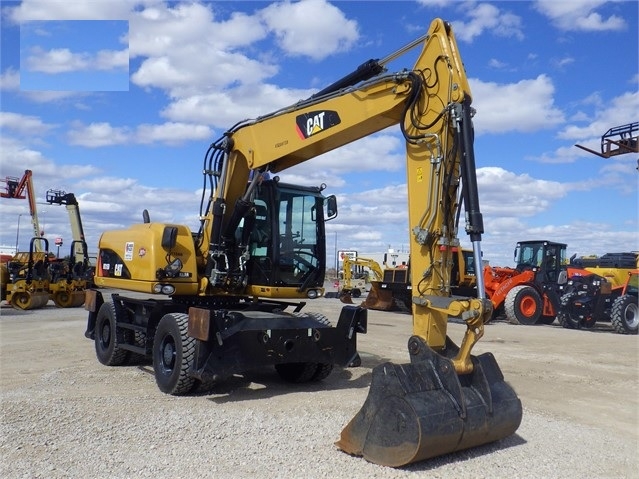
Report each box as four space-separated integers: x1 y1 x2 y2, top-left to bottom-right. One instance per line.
1 292 637 479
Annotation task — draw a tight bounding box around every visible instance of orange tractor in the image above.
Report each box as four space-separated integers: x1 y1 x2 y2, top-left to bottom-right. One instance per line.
483 240 592 325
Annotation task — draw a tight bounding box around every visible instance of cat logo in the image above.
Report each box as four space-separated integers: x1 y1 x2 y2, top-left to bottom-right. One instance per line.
295 110 341 139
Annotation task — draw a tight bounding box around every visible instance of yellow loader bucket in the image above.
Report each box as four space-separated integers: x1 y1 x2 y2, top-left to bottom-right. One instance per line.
360 282 394 311
336 336 522 467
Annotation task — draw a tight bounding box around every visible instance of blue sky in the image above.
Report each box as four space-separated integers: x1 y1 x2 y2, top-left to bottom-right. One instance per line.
20 20 129 91
0 0 637 268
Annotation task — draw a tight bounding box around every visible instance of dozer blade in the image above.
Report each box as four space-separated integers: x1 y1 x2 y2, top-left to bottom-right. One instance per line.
360 282 394 311
336 336 522 467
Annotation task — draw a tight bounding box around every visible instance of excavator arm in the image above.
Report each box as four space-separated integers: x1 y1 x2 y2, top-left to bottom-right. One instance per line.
202 18 520 466
339 255 384 302
207 18 487 367
343 256 384 283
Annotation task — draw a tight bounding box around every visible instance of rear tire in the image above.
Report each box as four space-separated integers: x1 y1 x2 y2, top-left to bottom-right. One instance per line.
275 362 318 383
153 313 196 394
611 295 639 335
94 301 129 366
504 285 542 325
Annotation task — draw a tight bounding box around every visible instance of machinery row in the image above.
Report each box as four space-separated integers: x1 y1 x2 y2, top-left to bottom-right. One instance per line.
339 241 638 335
337 122 638 335
0 170 92 309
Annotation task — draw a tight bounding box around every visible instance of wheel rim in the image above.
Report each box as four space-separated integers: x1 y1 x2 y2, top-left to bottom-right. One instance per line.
625 303 639 328
99 321 111 349
160 335 176 373
12 293 30 310
519 296 537 318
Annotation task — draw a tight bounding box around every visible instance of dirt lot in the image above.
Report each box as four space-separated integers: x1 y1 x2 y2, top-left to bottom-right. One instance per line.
1 292 637 478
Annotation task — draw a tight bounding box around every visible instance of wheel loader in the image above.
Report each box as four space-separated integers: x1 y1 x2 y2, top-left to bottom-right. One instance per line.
84 18 521 467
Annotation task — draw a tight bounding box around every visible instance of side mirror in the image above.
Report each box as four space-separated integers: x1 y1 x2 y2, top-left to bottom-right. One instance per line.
557 270 567 285
325 195 338 220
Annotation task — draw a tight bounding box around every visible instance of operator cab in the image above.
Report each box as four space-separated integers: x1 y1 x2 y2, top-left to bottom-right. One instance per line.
240 179 337 296
514 240 567 283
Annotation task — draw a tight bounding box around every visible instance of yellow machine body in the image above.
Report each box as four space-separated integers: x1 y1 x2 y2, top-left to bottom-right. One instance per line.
94 223 200 295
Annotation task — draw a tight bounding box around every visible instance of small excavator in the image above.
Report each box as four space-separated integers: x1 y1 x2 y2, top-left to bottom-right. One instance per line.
338 255 383 303
84 18 522 467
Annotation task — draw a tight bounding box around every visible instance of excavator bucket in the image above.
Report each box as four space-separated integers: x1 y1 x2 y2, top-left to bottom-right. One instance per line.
360 282 395 311
339 291 354 304
336 336 522 467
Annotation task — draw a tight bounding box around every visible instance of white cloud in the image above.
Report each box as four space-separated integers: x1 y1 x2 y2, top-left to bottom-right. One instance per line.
558 91 639 141
67 122 129 147
24 46 129 74
534 0 626 31
471 74 565 134
20 91 86 102
477 167 568 217
0 68 20 90
452 3 524 43
259 0 359 60
0 111 57 136
6 0 140 22
67 121 211 147
135 122 212 144
160 83 315 127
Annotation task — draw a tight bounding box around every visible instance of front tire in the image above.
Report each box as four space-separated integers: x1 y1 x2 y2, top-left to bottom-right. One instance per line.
153 313 196 394
557 292 581 329
611 295 639 335
504 285 542 325
95 301 129 366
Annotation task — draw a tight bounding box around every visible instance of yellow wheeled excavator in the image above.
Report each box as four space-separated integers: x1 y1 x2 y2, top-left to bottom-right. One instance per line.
84 18 521 467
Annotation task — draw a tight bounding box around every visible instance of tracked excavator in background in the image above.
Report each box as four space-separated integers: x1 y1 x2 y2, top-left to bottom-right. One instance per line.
84 19 521 467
